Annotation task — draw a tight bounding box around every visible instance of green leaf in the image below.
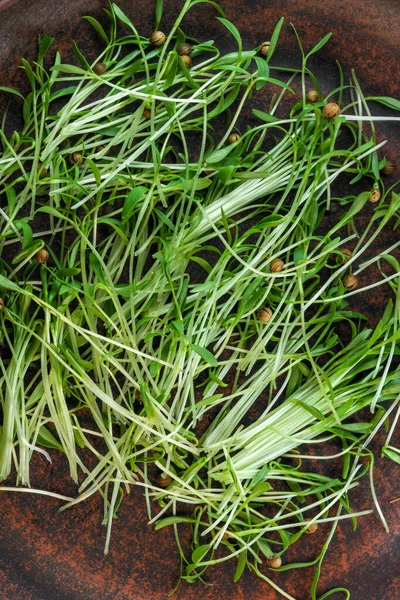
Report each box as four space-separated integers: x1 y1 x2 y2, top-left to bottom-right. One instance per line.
382 446 400 465
72 41 91 71
0 86 25 100
306 33 332 58
49 86 77 102
154 208 175 231
171 320 184 334
291 398 325 421
37 425 64 452
154 516 196 530
234 551 247 582
190 344 218 367
112 4 135 30
267 17 284 63
216 18 242 55
206 143 239 164
367 96 400 111
57 268 81 277
155 0 163 29
50 64 88 76
252 109 279 123
89 253 105 282
83 16 109 44
122 186 148 219
38 34 54 64
191 544 211 565
12 240 44 264
0 274 21 291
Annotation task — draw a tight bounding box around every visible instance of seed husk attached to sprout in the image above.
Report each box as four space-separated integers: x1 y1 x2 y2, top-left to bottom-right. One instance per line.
93 62 107 75
267 556 282 568
35 249 49 264
37 163 48 179
149 31 166 46
304 521 318 534
258 307 273 323
181 54 192 68
69 152 83 166
306 90 319 103
0 298 4 310
341 248 352 261
343 274 358 290
270 258 284 272
368 188 381 203
228 133 240 144
155 472 172 488
260 41 270 56
177 42 192 56
143 108 152 119
323 102 340 119
381 161 396 176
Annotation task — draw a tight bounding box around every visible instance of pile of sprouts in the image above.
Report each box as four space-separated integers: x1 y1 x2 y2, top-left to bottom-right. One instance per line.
0 1 399 598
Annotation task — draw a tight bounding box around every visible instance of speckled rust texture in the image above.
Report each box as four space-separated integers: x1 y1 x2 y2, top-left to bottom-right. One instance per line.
0 1 399 599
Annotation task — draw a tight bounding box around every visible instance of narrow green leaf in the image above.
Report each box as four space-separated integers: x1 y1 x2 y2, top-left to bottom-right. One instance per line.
155 0 163 29
37 425 64 452
122 186 148 220
190 344 218 367
306 33 332 58
83 16 109 44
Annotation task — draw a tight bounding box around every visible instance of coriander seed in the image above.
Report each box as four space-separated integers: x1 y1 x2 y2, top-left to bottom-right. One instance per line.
93 62 107 76
228 133 240 144
0 298 4 310
381 161 396 176
270 258 284 272
35 249 49 264
368 188 381 203
69 152 83 166
260 41 270 56
143 108 152 119
37 163 48 179
267 556 282 568
177 42 192 56
343 274 358 290
181 55 192 68
149 31 166 46
258 307 273 323
323 102 340 119
306 90 319 103
341 248 352 261
304 521 318 534
155 471 172 488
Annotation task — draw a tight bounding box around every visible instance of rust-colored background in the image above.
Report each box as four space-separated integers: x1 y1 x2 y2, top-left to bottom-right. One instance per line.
0 1 399 599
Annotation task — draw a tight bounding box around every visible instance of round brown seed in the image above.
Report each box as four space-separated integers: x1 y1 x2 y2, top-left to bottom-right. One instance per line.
93 62 107 76
228 133 240 144
270 258 284 272
323 102 340 119
35 249 49 264
69 152 83 166
155 472 172 488
260 41 270 57
381 161 396 176
177 42 192 56
343 274 358 290
306 89 320 103
267 556 282 568
368 188 381 203
149 31 166 46
181 54 192 69
258 307 273 323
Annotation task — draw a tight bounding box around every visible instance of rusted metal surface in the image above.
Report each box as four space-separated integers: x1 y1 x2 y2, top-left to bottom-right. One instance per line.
0 1 399 599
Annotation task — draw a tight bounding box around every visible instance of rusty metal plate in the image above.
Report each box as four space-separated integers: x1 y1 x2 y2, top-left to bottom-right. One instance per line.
0 1 399 599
